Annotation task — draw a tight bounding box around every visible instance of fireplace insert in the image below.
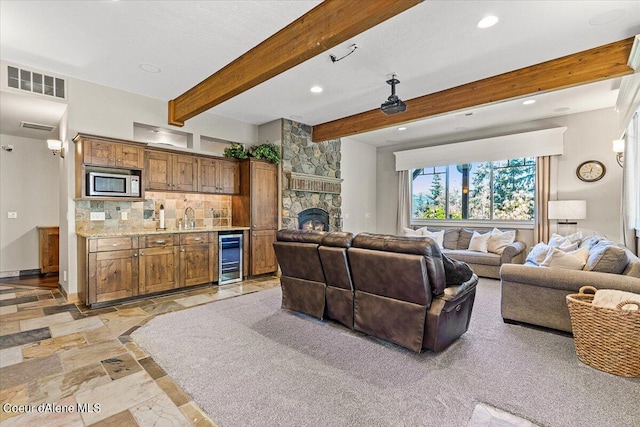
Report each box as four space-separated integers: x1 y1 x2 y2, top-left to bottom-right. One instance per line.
298 208 329 231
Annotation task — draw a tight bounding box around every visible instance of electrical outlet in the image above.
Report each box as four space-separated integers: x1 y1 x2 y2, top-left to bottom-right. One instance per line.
365 213 371 218
121 211 128 220
7 211 17 219
63 271 67 282
90 212 106 221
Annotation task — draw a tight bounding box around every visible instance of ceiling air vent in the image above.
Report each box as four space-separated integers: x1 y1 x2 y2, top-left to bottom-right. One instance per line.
7 65 66 99
20 121 57 132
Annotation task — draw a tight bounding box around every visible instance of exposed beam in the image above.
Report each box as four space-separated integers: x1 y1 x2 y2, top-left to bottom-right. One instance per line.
168 0 423 127
312 37 635 142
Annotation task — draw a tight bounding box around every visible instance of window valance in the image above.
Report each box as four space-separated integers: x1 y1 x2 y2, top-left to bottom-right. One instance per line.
394 127 567 171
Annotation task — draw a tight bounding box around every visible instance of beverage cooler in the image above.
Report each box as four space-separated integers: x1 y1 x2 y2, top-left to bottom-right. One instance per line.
218 233 243 285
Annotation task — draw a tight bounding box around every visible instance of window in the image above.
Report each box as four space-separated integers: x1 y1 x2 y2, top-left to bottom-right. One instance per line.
412 158 535 221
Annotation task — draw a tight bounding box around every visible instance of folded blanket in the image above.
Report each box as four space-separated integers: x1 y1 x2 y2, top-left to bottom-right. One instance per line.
592 289 640 311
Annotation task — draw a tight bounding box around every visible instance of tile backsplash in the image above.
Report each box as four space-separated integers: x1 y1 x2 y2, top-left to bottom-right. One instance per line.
76 191 232 234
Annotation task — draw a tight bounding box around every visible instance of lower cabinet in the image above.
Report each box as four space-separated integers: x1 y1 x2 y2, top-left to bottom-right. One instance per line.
250 229 278 276
82 231 227 307
88 249 139 305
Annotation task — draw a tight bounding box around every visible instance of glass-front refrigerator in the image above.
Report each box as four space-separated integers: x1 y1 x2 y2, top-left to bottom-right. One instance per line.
218 233 243 285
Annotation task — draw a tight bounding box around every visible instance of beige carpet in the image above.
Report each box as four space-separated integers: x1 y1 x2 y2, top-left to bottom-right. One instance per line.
132 280 640 427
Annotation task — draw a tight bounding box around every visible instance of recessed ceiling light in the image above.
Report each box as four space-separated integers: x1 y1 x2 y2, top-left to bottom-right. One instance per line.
397 127 407 131
310 86 323 93
139 63 161 73
477 15 498 29
522 99 536 105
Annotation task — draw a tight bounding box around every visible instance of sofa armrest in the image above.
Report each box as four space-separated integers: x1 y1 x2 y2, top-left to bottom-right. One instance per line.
500 264 640 294
500 241 526 265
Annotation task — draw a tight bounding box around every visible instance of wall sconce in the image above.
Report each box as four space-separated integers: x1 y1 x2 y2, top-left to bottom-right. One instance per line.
548 200 587 235
612 139 624 167
47 139 64 157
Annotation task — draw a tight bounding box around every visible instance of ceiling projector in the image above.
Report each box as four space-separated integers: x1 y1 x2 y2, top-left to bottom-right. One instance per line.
380 75 407 115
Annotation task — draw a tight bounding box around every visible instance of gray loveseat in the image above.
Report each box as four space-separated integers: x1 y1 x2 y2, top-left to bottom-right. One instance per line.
408 227 526 279
501 235 640 332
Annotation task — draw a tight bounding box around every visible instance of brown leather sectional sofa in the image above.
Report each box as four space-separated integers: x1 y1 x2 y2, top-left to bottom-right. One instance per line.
273 229 479 352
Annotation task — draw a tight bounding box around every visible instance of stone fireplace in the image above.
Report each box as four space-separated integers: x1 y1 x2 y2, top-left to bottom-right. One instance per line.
281 119 342 231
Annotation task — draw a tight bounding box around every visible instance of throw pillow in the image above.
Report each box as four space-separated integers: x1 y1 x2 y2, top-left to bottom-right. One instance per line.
540 246 589 270
549 231 583 248
429 228 460 250
403 227 422 237
557 240 579 252
584 241 630 274
468 231 491 253
487 228 516 254
458 228 483 250
526 243 551 266
422 229 445 249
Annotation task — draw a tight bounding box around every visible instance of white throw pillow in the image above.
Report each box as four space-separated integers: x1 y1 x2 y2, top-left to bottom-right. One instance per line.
549 231 583 247
468 231 491 253
557 240 579 252
403 227 422 236
422 229 445 249
540 246 589 270
487 228 516 254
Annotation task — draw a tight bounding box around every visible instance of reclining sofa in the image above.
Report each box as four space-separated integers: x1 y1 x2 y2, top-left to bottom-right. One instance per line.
273 229 479 352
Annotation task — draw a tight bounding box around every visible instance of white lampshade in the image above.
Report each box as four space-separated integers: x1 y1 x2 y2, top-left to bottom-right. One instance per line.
548 200 587 221
612 139 625 153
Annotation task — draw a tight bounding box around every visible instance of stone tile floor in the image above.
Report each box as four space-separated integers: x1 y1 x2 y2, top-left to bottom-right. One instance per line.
0 276 280 426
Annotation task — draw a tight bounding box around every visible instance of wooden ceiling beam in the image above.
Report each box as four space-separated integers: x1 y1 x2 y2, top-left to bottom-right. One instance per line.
168 0 423 127
312 37 635 142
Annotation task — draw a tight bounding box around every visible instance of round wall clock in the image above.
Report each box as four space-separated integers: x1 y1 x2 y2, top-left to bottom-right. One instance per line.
576 160 606 182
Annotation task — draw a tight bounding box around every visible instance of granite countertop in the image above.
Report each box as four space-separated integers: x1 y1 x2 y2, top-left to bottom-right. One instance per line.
76 226 250 238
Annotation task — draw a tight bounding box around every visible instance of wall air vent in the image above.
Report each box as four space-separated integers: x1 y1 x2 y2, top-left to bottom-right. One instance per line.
20 121 57 132
7 65 66 100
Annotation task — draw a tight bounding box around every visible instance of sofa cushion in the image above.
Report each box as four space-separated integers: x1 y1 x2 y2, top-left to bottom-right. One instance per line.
584 241 630 274
429 228 460 250
549 231 583 247
487 228 516 254
443 249 502 266
526 243 552 266
458 228 490 250
468 231 491 252
540 246 589 270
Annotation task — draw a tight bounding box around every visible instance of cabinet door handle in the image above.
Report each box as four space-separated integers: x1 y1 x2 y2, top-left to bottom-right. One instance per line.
194 237 202 241
181 248 185 252
139 252 145 256
112 243 120 247
134 253 138 257
156 239 166 244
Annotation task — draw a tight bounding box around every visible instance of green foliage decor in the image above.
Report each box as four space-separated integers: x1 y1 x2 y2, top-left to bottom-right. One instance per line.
250 143 281 164
223 143 249 160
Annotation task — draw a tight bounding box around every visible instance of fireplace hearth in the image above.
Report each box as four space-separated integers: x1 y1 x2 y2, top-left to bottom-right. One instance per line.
298 208 329 231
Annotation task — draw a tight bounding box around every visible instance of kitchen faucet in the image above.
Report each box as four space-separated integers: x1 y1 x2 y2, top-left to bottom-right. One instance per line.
184 206 195 229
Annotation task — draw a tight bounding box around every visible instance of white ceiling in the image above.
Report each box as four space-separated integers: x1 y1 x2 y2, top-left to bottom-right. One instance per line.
1 1 639 147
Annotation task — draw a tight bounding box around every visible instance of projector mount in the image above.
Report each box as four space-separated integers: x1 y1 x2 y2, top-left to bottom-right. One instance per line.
380 74 407 115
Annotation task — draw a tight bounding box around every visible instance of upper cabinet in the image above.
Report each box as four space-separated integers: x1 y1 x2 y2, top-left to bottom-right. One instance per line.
82 137 144 169
199 158 239 195
145 150 198 192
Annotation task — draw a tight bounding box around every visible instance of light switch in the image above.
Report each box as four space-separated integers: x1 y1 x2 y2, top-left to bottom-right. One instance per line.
90 212 106 221
7 211 17 219
121 211 128 220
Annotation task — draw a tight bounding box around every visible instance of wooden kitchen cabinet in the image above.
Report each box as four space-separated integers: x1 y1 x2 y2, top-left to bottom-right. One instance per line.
81 137 144 169
232 159 278 276
81 236 139 306
145 150 197 192
138 234 180 294
199 158 239 195
38 226 59 274
179 232 217 287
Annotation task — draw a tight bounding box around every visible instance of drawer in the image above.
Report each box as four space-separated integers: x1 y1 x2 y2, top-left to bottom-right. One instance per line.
90 237 135 253
143 234 176 248
180 233 209 245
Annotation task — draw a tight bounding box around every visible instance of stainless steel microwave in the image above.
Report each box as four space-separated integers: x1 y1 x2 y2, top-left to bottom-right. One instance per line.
87 171 140 197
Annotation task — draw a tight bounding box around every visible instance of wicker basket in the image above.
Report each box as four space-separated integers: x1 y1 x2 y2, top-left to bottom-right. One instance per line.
566 286 640 377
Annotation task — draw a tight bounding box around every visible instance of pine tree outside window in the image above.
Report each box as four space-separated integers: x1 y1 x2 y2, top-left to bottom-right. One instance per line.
411 158 535 221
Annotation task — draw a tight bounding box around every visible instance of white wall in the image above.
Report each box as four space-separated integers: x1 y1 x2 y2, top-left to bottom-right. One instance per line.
57 75 259 298
375 107 625 241
0 134 60 274
341 137 377 234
